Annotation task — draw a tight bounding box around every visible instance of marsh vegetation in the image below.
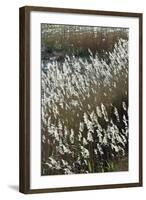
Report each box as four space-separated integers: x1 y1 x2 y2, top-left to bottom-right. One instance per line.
41 24 129 175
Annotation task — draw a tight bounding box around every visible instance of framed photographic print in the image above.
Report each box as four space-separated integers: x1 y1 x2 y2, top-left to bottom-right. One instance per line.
19 6 143 194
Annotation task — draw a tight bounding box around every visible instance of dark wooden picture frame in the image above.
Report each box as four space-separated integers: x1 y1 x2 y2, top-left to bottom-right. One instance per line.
19 6 143 194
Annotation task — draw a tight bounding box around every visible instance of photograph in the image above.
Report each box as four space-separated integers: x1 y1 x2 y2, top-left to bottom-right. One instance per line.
41 24 129 176
19 6 142 193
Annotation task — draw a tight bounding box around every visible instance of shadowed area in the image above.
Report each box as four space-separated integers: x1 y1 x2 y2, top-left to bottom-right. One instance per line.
8 185 19 192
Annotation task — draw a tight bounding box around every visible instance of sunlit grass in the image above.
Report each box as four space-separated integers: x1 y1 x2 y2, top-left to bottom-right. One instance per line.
41 39 128 175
